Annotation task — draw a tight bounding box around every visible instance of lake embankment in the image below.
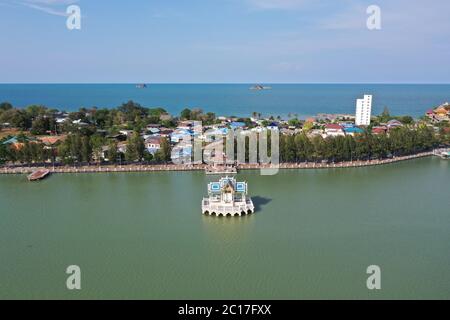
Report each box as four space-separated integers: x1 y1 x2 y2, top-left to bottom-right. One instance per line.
0 151 434 175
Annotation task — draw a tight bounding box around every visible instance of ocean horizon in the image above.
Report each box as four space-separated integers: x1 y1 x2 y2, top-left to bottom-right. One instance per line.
1 83 449 118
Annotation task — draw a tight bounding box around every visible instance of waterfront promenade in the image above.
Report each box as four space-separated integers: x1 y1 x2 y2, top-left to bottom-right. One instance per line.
0 151 434 175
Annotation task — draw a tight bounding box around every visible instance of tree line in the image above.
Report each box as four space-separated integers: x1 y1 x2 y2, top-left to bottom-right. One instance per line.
278 126 438 163
0 101 178 134
0 133 172 166
222 126 439 164
0 126 443 166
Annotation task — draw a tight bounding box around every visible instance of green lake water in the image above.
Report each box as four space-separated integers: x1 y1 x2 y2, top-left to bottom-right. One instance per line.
0 157 449 299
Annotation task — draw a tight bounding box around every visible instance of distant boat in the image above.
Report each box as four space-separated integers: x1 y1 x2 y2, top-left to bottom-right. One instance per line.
136 84 147 89
250 84 271 91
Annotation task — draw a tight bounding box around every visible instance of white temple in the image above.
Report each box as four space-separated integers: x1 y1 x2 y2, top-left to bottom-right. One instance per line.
202 176 255 217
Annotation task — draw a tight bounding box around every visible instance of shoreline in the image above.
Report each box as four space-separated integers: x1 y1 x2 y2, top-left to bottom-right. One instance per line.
0 151 435 176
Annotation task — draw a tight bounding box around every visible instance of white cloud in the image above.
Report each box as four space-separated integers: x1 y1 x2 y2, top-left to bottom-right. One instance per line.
13 0 78 16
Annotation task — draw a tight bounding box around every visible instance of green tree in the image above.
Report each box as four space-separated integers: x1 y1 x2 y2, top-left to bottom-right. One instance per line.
26 105 48 119
143 150 154 162
379 107 391 123
90 134 106 162
302 121 314 133
180 108 192 120
155 137 171 163
0 102 13 112
92 108 112 129
161 119 177 128
288 118 301 128
118 100 148 124
125 132 145 162
398 115 414 125
31 116 55 135
81 136 92 163
58 134 83 163
295 133 314 162
20 142 33 165
108 141 119 163
0 142 9 164
354 133 371 160
0 109 31 130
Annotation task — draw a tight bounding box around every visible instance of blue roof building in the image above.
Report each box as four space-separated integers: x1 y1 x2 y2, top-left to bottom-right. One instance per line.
170 128 196 143
230 122 246 130
2 137 19 145
267 122 280 130
205 127 229 142
344 127 364 135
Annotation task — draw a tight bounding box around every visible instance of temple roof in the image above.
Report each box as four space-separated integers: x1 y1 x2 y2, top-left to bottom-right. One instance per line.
208 176 247 194
223 180 235 193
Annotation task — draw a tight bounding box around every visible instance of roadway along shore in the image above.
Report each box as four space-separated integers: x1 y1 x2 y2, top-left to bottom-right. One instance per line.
0 151 435 175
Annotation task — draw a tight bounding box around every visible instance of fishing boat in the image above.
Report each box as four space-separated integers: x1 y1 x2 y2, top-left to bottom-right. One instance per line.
27 169 50 181
250 84 272 90
136 83 147 89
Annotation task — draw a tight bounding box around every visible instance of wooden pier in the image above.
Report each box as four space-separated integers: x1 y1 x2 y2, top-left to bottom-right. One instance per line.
205 165 237 175
0 151 437 177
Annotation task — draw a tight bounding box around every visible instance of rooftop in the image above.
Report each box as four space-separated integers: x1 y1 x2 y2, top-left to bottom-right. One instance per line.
324 124 343 130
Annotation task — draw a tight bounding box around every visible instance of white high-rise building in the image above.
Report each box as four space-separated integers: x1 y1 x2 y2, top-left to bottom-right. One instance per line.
355 94 372 126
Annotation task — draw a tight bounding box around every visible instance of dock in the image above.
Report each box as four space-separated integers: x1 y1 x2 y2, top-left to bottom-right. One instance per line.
433 148 450 159
0 151 437 177
27 169 50 181
205 165 237 175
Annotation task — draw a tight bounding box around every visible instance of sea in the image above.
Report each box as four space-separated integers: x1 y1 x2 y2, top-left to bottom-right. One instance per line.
0 84 449 118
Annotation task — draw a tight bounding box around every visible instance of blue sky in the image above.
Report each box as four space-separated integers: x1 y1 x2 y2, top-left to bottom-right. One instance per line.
1 0 449 83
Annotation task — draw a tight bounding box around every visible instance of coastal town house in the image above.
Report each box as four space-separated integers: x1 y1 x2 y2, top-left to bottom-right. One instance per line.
171 128 196 143
386 119 403 130
205 127 228 143
372 126 388 135
323 124 345 137
427 103 450 122
145 137 162 154
229 122 246 130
